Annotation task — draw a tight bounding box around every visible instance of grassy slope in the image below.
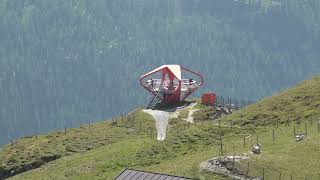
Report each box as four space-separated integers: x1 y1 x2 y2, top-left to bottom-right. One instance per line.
221 76 320 126
1 76 320 180
0 110 156 178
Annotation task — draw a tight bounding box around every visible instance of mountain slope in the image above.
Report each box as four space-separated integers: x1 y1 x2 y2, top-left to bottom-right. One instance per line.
1 0 320 146
221 76 320 126
1 76 320 179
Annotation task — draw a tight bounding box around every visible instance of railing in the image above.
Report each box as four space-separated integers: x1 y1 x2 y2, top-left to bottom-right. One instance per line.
214 95 255 109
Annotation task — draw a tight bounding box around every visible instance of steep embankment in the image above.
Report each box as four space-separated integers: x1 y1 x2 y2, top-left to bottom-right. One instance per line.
222 76 320 126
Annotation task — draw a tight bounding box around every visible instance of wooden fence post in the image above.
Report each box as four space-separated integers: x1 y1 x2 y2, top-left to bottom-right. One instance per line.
244 137 246 148
262 168 265 180
220 134 223 156
294 125 296 137
245 161 250 178
273 129 275 142
305 122 308 135
279 172 282 180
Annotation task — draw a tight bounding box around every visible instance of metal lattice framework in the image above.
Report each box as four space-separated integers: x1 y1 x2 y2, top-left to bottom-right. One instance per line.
140 65 203 106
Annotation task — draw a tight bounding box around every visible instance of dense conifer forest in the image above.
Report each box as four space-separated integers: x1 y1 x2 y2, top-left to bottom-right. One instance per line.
1 0 320 146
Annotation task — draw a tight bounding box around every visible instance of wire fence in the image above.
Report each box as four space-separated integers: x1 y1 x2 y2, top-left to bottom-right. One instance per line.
113 111 320 180
19 102 319 180
214 95 255 109
214 116 320 180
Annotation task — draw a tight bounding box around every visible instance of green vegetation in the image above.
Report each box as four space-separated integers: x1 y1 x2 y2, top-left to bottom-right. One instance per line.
1 76 319 179
0 110 156 179
1 0 320 146
222 76 320 127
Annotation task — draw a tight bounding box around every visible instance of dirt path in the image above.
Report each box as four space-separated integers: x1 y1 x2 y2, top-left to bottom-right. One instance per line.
143 109 169 141
186 108 199 123
143 103 199 141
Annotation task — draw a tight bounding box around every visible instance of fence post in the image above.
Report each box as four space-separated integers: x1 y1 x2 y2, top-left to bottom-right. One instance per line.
232 141 235 169
122 113 124 122
220 134 223 156
279 172 281 180
262 168 265 180
244 137 246 148
294 125 296 137
245 161 250 178
305 122 308 135
273 129 275 142
290 174 293 180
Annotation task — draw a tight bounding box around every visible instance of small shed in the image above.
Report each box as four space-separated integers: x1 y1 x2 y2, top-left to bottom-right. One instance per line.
114 168 192 180
202 92 216 106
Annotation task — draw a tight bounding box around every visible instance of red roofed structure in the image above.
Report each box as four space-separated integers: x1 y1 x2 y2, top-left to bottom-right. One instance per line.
140 65 203 108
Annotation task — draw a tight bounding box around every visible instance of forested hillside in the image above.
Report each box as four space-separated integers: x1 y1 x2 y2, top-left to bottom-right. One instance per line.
1 0 320 146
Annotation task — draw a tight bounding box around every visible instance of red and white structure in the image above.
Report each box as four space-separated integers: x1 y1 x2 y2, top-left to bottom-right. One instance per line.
140 65 203 107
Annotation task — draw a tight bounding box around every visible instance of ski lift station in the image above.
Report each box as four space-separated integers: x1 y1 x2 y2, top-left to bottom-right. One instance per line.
140 65 204 108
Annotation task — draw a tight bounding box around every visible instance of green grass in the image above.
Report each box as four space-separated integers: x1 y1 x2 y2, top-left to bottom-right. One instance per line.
0 110 156 179
221 76 320 127
233 122 320 180
1 76 320 180
8 122 246 180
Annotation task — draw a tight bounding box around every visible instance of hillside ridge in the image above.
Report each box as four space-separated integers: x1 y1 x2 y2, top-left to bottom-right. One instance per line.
1 76 320 179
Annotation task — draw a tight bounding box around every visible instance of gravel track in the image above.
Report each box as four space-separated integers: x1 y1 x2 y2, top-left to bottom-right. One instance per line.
143 109 169 141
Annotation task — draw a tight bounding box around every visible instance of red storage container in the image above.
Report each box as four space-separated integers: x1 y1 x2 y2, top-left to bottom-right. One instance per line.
202 92 216 106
